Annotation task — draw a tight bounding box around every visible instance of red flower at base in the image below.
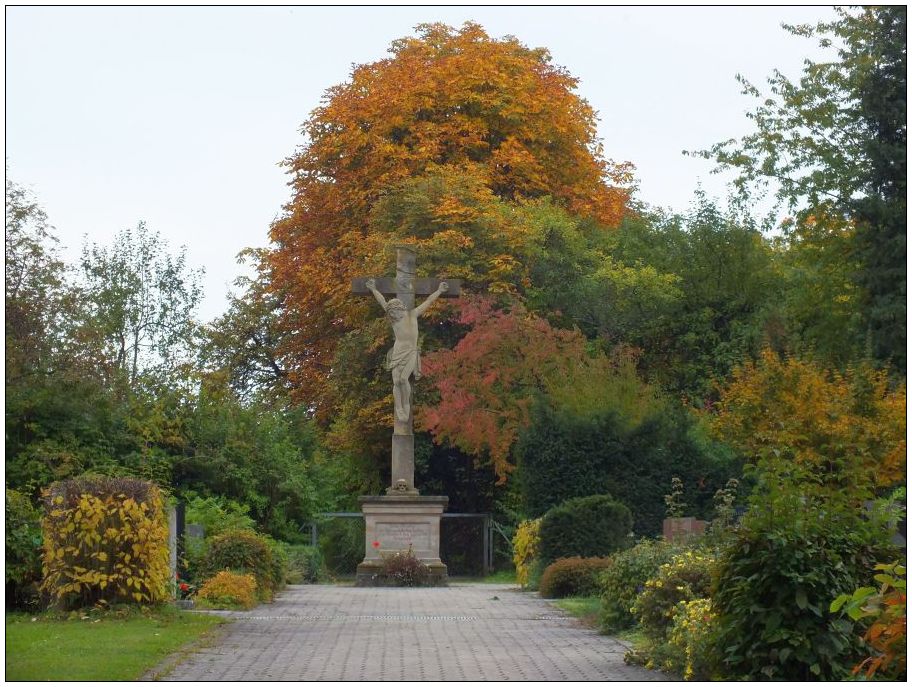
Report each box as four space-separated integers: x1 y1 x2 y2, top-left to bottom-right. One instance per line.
372 541 381 549
179 583 189 592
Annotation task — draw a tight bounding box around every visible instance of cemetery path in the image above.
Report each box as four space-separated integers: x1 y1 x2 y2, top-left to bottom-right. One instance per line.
151 583 669 681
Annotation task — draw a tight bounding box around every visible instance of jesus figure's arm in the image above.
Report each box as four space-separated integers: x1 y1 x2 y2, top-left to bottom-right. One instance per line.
414 281 449 317
365 279 388 310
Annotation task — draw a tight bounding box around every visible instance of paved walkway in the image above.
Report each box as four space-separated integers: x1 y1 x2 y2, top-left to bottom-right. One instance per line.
155 583 666 681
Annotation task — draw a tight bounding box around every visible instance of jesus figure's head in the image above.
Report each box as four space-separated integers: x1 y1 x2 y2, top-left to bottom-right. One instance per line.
385 298 407 320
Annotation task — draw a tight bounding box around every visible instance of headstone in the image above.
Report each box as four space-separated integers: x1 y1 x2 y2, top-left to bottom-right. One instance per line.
186 523 205 539
351 246 460 585
662 516 706 543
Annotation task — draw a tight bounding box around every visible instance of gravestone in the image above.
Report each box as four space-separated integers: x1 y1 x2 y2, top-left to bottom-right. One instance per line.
186 523 205 539
662 516 706 543
351 246 461 585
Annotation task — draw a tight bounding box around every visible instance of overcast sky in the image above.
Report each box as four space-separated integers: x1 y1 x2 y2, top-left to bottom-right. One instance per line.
6 5 837 320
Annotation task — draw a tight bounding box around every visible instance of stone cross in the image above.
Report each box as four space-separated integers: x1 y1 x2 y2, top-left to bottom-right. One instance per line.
351 246 461 495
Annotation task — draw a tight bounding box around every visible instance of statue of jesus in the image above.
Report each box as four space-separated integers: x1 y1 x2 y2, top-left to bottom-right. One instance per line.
365 278 449 422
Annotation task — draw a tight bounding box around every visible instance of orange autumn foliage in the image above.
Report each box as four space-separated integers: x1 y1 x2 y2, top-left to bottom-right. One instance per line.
417 298 590 482
709 348 905 489
854 563 907 681
370 166 545 296
268 23 633 411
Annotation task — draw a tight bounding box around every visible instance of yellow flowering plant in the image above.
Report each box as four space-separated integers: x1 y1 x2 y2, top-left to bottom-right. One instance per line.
667 598 720 680
632 549 716 640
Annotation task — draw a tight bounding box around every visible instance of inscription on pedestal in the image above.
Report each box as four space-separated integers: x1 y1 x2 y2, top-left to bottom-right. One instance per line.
375 522 430 550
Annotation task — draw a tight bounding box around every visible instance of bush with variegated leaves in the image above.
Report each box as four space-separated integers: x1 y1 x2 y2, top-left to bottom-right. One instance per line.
633 548 716 640
40 476 170 609
666 598 720 680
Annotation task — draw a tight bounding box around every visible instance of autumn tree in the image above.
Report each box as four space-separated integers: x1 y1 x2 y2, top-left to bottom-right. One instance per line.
414 298 693 484
416 298 587 481
417 300 735 525
268 22 633 413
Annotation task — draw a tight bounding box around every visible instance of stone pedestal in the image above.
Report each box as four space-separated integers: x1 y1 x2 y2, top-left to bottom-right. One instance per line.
355 495 448 586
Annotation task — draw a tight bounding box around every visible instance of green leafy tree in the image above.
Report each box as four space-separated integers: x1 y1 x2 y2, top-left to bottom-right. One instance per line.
851 7 906 372
513 198 684 344
516 394 734 536
201 249 289 403
184 381 328 541
5 178 68 384
608 196 785 402
75 223 204 389
5 488 43 608
696 7 906 372
5 181 138 492
773 213 865 366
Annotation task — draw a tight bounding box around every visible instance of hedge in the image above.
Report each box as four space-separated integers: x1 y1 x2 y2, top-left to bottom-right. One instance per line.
538 494 632 564
539 556 612 598
515 402 733 536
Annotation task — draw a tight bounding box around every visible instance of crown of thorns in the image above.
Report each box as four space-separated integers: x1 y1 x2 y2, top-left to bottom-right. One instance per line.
385 298 406 312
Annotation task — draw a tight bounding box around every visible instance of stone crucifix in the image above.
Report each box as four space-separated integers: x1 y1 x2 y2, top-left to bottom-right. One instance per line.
352 246 461 495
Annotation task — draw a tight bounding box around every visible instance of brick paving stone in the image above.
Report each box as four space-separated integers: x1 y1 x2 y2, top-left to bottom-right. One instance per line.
154 583 671 681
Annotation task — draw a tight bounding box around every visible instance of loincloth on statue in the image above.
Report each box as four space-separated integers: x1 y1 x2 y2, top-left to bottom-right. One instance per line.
385 344 421 379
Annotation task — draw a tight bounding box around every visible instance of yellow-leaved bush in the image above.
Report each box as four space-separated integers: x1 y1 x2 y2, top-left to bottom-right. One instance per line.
196 570 258 610
512 518 542 589
709 348 905 490
41 476 170 609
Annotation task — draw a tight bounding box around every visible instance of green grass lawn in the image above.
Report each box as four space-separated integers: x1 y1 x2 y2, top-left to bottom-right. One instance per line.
550 596 648 649
456 569 518 584
5 607 226 681
615 626 647 646
480 569 517 584
551 596 602 628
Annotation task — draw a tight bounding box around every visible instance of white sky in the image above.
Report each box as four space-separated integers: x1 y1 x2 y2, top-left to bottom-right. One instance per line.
6 5 837 320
